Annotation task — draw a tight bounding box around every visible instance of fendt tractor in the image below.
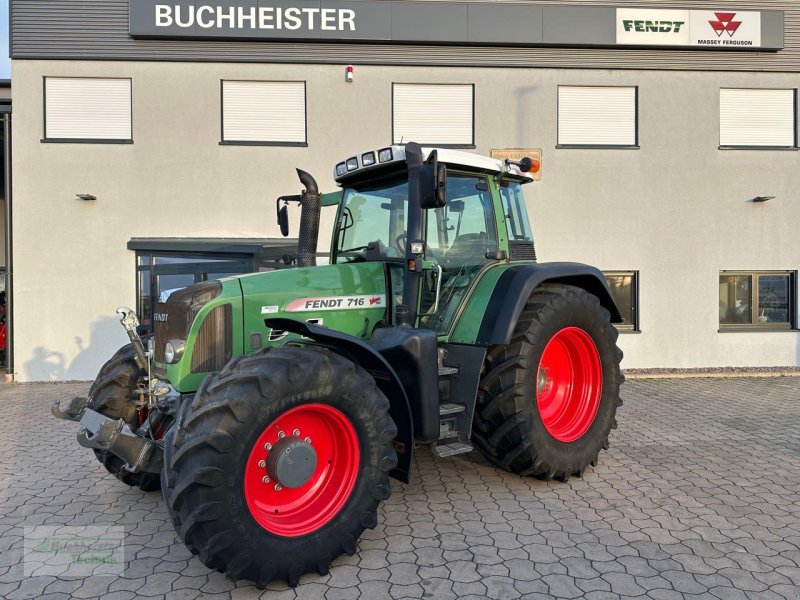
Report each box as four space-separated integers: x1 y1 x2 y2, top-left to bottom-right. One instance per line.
53 142 624 587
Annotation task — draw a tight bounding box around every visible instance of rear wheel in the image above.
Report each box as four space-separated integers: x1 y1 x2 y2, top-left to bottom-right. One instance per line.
87 341 161 491
473 284 623 480
162 345 397 587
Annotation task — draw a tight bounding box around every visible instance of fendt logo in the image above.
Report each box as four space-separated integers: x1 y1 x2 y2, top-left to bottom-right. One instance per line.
621 19 685 34
708 12 741 37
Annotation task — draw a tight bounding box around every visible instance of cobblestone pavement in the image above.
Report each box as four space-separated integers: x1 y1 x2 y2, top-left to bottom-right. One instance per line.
1 378 799 599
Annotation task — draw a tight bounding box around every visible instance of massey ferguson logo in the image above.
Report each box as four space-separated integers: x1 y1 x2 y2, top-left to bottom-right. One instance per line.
709 12 741 37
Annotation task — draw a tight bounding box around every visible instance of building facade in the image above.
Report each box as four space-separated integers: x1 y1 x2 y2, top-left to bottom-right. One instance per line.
8 0 800 381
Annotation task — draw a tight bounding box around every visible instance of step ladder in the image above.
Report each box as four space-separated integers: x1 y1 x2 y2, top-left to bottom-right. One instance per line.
435 401 473 458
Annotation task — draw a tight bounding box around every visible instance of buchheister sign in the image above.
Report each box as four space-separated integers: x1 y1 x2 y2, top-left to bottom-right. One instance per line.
617 8 762 48
128 1 780 51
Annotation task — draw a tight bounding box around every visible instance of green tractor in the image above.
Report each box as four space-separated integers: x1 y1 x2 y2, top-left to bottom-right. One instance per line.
53 142 623 587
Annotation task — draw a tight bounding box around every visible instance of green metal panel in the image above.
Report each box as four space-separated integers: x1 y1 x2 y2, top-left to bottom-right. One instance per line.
448 263 508 344
163 263 388 392
240 262 389 352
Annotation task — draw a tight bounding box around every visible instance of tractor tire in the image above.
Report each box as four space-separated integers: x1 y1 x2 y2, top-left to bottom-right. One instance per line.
87 341 161 492
162 345 398 588
473 283 623 481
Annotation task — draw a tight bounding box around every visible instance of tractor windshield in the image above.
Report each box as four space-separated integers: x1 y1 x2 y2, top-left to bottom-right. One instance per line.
335 171 501 334
335 177 408 263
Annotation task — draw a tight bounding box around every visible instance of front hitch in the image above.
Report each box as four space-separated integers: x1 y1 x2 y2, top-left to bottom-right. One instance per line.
76 408 163 474
51 396 91 421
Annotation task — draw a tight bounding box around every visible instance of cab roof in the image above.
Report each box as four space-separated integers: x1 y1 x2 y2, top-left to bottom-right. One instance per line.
333 145 534 186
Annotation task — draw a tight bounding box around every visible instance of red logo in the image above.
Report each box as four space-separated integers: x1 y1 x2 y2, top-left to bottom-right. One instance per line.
709 12 741 37
369 297 381 305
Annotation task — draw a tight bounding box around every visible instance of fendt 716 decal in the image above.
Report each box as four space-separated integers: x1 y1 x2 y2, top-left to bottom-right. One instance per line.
284 295 385 312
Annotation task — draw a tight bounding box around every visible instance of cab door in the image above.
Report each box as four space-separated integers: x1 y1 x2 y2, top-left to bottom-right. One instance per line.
419 172 499 334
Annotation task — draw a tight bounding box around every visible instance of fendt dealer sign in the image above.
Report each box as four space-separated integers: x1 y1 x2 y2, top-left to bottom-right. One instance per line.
617 8 761 47
129 1 783 51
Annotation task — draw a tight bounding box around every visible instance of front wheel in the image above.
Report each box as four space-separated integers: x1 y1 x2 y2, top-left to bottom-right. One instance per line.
162 345 398 587
473 283 624 480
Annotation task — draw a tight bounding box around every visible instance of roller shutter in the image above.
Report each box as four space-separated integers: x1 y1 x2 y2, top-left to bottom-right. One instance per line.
44 77 132 141
393 84 474 146
558 86 637 147
720 89 797 148
222 81 306 144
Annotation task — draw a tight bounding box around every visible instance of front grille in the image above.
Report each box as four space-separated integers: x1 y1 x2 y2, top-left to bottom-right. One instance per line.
509 241 537 261
191 304 233 373
153 301 190 362
153 281 222 363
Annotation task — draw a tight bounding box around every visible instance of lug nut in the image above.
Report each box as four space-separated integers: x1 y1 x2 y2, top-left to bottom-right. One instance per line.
262 476 270 484
274 483 283 492
292 428 300 437
278 431 285 439
264 442 272 451
304 437 311 444
258 460 266 468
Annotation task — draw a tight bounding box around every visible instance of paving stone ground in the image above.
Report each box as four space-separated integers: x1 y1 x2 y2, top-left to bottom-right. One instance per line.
1 378 799 599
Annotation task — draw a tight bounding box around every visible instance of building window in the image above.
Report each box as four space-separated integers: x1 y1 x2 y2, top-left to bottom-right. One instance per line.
558 86 638 148
719 271 795 330
43 77 132 143
392 83 474 147
221 80 307 146
720 89 797 149
604 271 639 332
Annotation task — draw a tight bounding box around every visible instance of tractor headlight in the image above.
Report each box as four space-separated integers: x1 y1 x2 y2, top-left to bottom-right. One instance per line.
164 339 185 364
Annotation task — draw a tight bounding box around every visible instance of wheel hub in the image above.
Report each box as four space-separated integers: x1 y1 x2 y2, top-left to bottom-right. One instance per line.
243 403 361 537
266 437 318 489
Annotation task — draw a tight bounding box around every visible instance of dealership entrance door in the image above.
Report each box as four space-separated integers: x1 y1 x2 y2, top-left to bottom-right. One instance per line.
129 238 296 335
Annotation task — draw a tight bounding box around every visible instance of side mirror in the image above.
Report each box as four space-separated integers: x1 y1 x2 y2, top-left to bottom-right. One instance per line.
420 151 447 210
277 204 289 237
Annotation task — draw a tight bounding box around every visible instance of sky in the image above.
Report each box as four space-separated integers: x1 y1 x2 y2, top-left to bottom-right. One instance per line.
0 0 9 79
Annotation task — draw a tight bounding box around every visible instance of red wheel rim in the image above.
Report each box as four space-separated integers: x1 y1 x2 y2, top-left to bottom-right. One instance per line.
536 327 603 443
244 403 360 537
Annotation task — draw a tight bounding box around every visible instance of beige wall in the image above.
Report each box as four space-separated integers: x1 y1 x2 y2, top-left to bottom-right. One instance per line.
10 59 800 380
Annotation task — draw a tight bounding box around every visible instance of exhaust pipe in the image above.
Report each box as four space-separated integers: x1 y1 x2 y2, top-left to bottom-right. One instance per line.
295 168 321 267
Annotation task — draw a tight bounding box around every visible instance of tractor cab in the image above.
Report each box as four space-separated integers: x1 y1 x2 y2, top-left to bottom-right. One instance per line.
286 144 539 335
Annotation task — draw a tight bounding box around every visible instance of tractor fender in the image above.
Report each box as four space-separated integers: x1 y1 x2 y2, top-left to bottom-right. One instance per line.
264 317 414 483
476 262 622 346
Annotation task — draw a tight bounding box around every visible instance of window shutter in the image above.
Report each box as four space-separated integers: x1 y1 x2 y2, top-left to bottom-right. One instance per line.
558 86 637 146
45 78 132 141
222 81 306 144
393 84 473 146
720 89 796 147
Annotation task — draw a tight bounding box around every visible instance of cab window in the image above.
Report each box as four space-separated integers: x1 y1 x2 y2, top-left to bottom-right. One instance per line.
421 174 498 333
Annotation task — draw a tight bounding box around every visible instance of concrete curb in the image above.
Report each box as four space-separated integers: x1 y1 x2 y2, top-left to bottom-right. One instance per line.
624 370 800 380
